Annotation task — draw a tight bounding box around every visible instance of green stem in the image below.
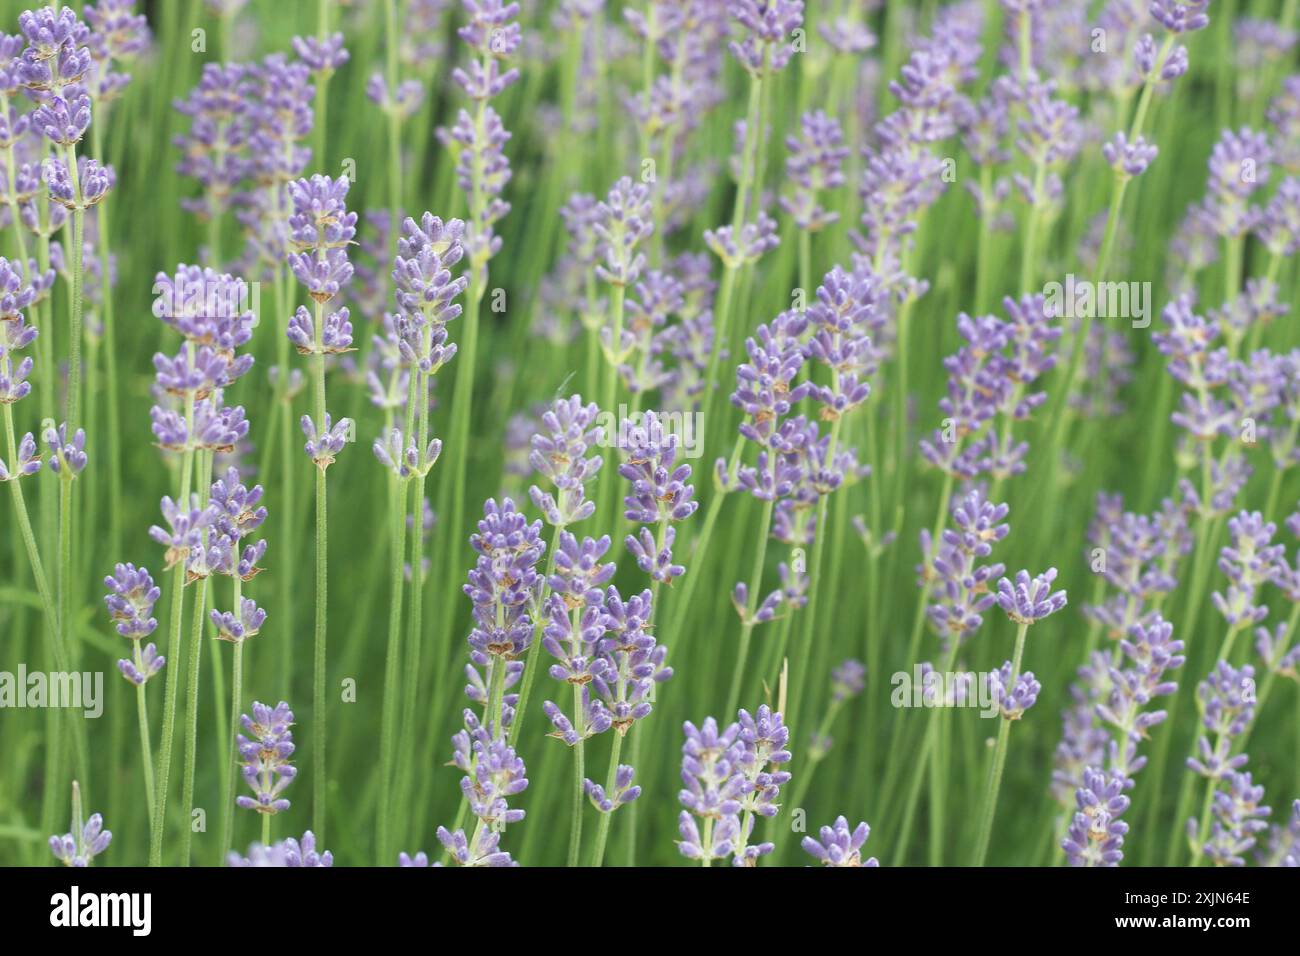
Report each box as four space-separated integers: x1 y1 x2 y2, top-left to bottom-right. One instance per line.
972 622 1029 866
725 498 775 717
589 731 624 867
134 678 156 821
311 348 329 841
568 683 586 867
219 639 243 859
377 473 407 864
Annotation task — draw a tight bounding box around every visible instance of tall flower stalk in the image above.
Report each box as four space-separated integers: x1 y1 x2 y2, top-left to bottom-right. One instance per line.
287 173 357 841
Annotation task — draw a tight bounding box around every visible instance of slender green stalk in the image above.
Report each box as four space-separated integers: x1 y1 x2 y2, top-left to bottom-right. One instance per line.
63 145 85 432
972 621 1029 866
508 524 565 747
376 472 407 865
217 640 242 859
311 310 330 842
589 732 624 867
568 681 586 867
178 571 209 866
725 498 775 716
134 679 156 821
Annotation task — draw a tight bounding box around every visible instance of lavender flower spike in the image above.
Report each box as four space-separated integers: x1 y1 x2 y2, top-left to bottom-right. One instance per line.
301 413 352 470
103 563 160 638
235 701 297 815
227 830 333 867
1062 768 1130 867
49 782 111 867
996 568 1067 625
802 816 879 867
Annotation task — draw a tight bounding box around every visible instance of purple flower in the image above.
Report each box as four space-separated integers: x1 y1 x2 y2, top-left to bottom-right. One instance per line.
1200 771 1270 867
585 765 641 813
1150 0 1211 34
1081 494 1191 639
393 213 467 323
0 432 41 482
117 642 164 686
460 734 528 827
242 53 314 187
594 176 654 287
49 812 111 867
434 825 516 867
1211 512 1284 629
704 210 779 269
831 659 866 703
149 493 216 571
728 0 804 75
227 831 333 867
989 661 1040 719
925 488 1010 643
42 156 114 209
619 410 698 582
802 265 884 418
235 700 296 815
1062 768 1130 866
367 71 424 119
677 716 744 862
1102 132 1158 179
173 63 253 220
103 563 159 638
591 586 670 734
29 88 92 145
292 33 349 73
1187 662 1256 780
801 816 878 867
287 174 357 302
151 265 255 348
464 497 544 666
996 568 1067 625
528 395 604 526
780 110 849 231
210 597 266 643
301 413 352 469
287 304 353 355
43 422 87 476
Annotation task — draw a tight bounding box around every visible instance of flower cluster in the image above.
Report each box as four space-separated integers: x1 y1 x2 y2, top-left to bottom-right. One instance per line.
677 705 792 866
227 830 332 867
923 488 1010 646
446 0 520 276
206 466 268 642
528 394 604 527
235 700 297 815
619 410 698 584
103 563 164 685
801 816 879 867
49 808 111 867
919 295 1061 482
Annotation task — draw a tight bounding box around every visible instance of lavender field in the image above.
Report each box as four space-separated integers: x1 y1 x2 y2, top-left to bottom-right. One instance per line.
0 0 1297 870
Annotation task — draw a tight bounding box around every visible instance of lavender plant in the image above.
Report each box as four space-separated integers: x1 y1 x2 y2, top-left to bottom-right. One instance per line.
2 0 1299 877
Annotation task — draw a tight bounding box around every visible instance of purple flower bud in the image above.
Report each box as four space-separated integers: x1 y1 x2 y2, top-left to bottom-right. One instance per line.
0 431 42 481
1062 768 1130 866
292 32 349 73
996 568 1067 625
235 700 296 815
103 563 160 638
117 642 164 686
49 810 111 867
44 422 87 475
801 816 878 867
301 413 352 468
1102 131 1158 178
